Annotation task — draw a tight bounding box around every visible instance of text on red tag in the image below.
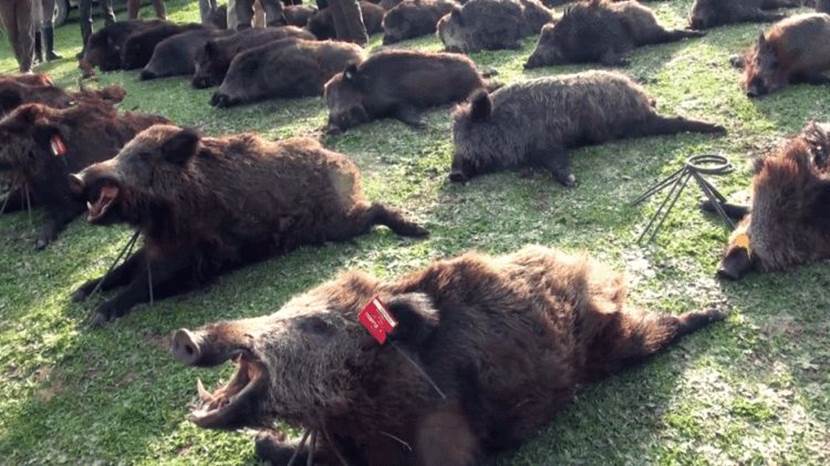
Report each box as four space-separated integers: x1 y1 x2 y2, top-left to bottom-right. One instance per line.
359 297 397 345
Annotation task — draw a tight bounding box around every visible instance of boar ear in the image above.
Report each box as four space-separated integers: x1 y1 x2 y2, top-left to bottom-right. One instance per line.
451 6 463 25
162 128 201 165
756 32 769 49
0 88 23 114
343 63 359 82
468 89 492 122
384 293 440 347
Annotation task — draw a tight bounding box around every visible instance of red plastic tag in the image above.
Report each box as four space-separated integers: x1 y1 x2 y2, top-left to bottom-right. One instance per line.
359 296 397 345
50 134 67 158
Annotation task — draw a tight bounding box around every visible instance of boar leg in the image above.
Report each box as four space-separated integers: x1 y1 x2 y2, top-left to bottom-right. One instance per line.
699 200 749 221
35 206 83 250
90 251 194 325
584 307 726 381
637 115 726 137
792 72 830 86
532 146 575 187
338 203 429 238
393 105 427 129
415 402 480 466
650 29 705 43
72 248 145 302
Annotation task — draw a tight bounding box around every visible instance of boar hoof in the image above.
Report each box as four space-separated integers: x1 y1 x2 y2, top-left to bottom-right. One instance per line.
89 311 110 328
139 70 156 81
210 93 231 108
34 238 49 250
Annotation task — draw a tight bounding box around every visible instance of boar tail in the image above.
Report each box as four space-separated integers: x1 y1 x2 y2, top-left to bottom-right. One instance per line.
638 115 726 137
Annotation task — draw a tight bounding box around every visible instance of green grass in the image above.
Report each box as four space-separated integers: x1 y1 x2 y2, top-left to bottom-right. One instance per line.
1 0 829 464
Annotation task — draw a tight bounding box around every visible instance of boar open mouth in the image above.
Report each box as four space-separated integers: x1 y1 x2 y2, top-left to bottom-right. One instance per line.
172 328 268 429
86 182 119 223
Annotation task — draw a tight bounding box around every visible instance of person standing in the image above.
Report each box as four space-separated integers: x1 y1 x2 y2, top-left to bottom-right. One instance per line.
36 0 62 61
78 0 116 58
235 0 283 29
0 0 35 72
127 0 167 20
329 0 367 45
199 0 218 24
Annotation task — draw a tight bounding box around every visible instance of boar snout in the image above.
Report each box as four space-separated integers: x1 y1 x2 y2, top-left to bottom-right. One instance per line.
68 173 85 196
171 325 256 367
172 328 205 366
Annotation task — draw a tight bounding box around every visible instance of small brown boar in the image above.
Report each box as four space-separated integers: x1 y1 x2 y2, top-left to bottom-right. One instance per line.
689 0 800 30
742 13 830 97
210 38 365 108
450 70 725 185
81 20 166 72
526 0 704 68
121 22 206 70
191 26 316 89
171 245 723 465
0 80 125 116
140 28 234 80
307 1 385 39
69 125 427 324
0 102 166 249
714 122 830 280
437 0 553 52
324 50 489 133
382 0 458 44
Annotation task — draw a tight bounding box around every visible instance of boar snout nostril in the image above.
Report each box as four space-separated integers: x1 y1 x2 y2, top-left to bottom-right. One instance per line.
171 328 202 366
68 173 85 195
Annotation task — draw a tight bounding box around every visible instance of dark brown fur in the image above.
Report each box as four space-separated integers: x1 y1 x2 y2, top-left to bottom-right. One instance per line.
689 0 800 30
716 122 830 280
437 0 552 52
140 28 234 80
742 13 830 97
382 0 458 44
211 39 365 108
81 20 166 72
191 26 316 89
172 245 724 465
70 125 427 324
0 103 166 249
121 23 205 70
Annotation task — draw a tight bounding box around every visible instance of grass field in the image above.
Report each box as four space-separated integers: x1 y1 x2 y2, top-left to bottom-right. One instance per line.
1 0 829 464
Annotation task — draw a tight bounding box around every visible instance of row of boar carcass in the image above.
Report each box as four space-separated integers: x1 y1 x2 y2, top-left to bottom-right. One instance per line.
4 70 829 464
0 72 731 466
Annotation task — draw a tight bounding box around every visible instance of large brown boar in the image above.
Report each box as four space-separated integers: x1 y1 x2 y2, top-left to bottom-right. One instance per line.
450 71 725 185
279 4 318 26
69 125 427 325
171 245 724 465
437 0 553 52
210 39 365 108
0 80 126 116
191 26 315 89
324 50 489 133
0 103 166 249
742 13 830 97
382 0 458 44
525 0 704 68
689 0 799 30
714 122 830 280
81 20 165 72
307 1 385 39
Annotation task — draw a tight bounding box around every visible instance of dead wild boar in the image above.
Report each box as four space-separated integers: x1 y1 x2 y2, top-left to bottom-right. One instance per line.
382 0 458 44
689 0 800 30
69 125 427 324
450 70 725 185
140 28 234 80
0 102 166 249
742 13 830 97
324 50 489 133
437 0 553 53
526 0 704 68
121 22 205 70
307 1 385 39
0 80 125 116
191 26 316 89
712 122 830 280
81 20 166 72
171 245 724 465
210 38 365 108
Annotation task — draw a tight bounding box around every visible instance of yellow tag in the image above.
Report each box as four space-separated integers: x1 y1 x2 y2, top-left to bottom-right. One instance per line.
733 233 751 253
